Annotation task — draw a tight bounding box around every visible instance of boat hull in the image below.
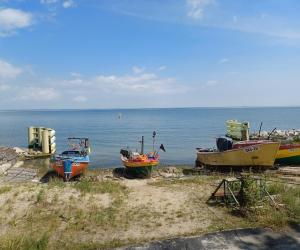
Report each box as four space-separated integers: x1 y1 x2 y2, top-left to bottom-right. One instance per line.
197 142 280 168
234 141 300 165
122 160 159 168
52 160 89 180
121 157 159 178
275 144 300 165
125 165 153 178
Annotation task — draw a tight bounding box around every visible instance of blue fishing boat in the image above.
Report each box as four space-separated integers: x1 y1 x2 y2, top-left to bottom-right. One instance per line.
51 138 90 181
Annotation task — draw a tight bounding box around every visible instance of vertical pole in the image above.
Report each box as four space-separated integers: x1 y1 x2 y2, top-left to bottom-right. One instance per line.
141 136 144 155
258 122 263 138
152 131 156 152
224 180 226 202
152 137 155 151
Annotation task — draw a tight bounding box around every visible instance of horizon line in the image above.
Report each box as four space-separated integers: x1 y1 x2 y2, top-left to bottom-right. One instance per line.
1 105 300 112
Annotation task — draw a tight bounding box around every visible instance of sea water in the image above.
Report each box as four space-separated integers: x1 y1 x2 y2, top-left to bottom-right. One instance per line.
0 107 299 168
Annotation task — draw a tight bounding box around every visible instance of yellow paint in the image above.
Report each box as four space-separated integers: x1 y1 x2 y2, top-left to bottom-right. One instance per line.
197 142 280 167
122 160 159 168
276 147 300 159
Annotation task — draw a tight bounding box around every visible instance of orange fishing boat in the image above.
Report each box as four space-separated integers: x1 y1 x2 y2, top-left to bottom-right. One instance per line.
120 132 165 178
51 138 90 181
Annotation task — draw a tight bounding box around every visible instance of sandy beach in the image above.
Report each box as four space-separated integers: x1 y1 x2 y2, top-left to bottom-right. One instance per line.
0 165 300 249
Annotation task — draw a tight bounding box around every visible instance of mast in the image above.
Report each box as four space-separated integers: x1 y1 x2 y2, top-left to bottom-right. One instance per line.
141 136 144 155
152 131 156 151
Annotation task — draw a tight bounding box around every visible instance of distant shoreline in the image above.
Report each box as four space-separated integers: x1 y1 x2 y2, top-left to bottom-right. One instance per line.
1 106 300 112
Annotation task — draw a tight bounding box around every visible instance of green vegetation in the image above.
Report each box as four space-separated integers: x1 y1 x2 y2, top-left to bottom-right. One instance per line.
267 182 300 221
1 167 300 249
229 179 300 229
0 186 12 194
239 175 263 208
150 175 221 187
48 177 66 189
73 179 127 195
0 233 49 250
36 188 45 203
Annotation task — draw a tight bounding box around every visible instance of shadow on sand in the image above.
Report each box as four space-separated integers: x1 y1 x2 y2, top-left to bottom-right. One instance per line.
39 170 81 183
113 167 150 179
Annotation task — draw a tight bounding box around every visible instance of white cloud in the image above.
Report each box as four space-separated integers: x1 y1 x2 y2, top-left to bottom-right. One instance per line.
40 0 58 4
70 72 82 78
0 59 22 78
17 87 59 101
0 8 33 36
205 80 218 87
219 58 229 64
73 95 87 102
132 66 145 74
227 71 239 76
187 0 215 19
62 0 76 8
0 84 10 91
158 65 167 71
93 73 177 93
61 70 186 95
1 65 187 108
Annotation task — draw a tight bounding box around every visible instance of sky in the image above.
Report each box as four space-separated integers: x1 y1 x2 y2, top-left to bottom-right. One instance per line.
0 0 300 109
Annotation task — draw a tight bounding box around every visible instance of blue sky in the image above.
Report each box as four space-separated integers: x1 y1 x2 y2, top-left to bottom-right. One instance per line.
0 0 300 109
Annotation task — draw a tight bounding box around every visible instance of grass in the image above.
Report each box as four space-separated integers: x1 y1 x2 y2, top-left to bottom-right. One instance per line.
230 180 300 229
150 175 221 187
48 177 66 189
73 179 127 195
50 238 140 250
36 189 45 203
1 168 299 249
0 233 49 250
267 182 300 220
0 186 12 194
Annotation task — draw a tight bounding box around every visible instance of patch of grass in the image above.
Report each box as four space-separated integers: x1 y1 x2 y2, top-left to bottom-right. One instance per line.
48 177 66 189
52 193 58 203
0 186 12 194
0 233 49 250
52 238 139 250
64 180 129 233
176 210 184 218
74 179 127 195
150 176 218 187
267 182 286 195
281 187 300 219
36 189 45 203
267 182 300 220
234 180 300 229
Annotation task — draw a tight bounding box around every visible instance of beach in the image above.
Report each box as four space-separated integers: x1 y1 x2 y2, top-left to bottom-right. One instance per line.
1 108 300 249
0 165 300 249
2 0 300 248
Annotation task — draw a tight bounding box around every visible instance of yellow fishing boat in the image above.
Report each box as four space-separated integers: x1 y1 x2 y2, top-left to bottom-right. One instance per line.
196 137 280 168
275 144 300 165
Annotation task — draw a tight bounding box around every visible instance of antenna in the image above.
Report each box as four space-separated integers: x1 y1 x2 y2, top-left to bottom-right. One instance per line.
140 136 144 155
258 122 263 138
152 131 156 151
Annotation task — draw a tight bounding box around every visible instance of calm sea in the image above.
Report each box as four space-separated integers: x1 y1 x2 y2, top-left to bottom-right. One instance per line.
0 107 299 168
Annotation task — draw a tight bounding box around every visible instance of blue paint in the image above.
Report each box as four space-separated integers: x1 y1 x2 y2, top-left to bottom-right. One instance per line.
63 160 73 174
